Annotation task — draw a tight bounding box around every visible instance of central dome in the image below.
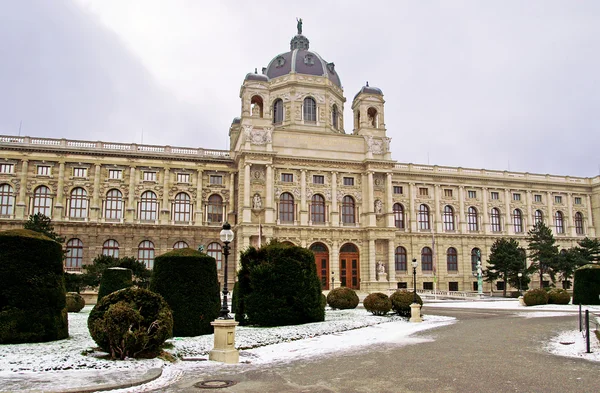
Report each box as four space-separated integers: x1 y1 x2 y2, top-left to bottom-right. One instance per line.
264 33 342 88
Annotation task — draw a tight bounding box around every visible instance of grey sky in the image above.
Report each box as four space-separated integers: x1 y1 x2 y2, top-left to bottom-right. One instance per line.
1 0 599 177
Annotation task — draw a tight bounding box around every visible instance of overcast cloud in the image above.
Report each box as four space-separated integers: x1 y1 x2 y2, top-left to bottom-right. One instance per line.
1 0 599 177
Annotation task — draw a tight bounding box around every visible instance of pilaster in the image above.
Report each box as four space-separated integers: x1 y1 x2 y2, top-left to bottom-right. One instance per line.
195 169 203 225
16 159 28 219
90 164 101 220
54 161 65 221
330 171 339 226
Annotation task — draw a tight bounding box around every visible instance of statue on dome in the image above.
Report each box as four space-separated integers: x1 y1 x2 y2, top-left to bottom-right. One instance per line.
297 17 303 35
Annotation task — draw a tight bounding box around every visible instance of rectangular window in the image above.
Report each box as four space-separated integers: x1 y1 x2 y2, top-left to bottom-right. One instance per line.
73 167 87 178
210 175 223 185
418 187 428 196
343 177 354 186
554 195 562 204
313 175 324 184
397 282 408 289
490 191 499 200
281 173 293 183
534 194 542 203
574 197 582 205
444 189 453 197
423 282 434 290
513 193 521 201
449 282 459 292
143 171 157 182
467 190 476 199
37 165 50 176
177 173 190 183
0 164 14 174
393 186 403 194
496 281 505 291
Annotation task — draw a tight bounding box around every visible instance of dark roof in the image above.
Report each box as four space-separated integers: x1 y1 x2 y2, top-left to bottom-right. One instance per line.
265 48 341 87
353 85 384 100
244 72 269 82
231 117 241 124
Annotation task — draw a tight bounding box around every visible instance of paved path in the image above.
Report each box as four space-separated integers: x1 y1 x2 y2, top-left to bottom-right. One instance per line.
156 308 599 393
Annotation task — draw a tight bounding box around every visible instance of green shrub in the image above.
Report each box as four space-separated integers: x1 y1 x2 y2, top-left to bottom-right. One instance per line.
64 273 83 293
88 287 173 359
573 264 600 305
547 288 571 305
523 288 549 306
390 290 423 317
66 292 85 312
320 293 327 309
97 267 133 302
235 242 325 327
150 248 220 336
363 292 392 316
0 229 68 343
231 282 239 314
327 287 359 310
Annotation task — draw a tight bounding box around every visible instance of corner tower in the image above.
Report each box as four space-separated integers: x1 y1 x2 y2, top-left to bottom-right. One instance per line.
352 83 391 159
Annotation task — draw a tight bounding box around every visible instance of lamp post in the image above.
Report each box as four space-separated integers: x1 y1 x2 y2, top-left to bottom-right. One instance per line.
518 272 523 296
411 258 418 303
476 261 483 297
410 258 422 323
331 271 335 290
218 222 234 319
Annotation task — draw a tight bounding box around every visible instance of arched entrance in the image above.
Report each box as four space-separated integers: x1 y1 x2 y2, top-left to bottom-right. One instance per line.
339 243 360 289
310 242 330 290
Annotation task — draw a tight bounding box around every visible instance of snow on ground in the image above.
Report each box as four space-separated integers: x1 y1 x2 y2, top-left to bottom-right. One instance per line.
425 299 600 313
547 330 600 363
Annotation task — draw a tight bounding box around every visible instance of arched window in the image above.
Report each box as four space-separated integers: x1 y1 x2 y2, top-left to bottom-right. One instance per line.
395 246 407 271
421 247 433 271
303 97 317 122
207 194 223 223
490 208 501 232
102 239 119 258
278 192 294 223
471 248 481 271
447 247 458 271
467 207 478 231
418 204 430 230
513 209 523 233
69 187 88 219
105 189 123 220
0 184 14 216
367 107 378 127
32 185 52 216
393 203 405 229
574 212 584 235
555 211 564 234
173 241 189 249
140 191 158 221
534 210 544 225
250 95 263 118
342 195 355 224
273 99 283 124
310 194 325 223
65 238 83 271
173 192 191 223
332 104 339 130
138 240 155 269
443 205 455 231
207 242 222 270
340 243 358 253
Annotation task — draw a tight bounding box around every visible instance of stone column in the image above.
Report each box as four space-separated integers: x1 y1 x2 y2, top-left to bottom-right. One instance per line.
300 169 307 225
90 164 101 220
126 166 137 222
526 190 532 230
195 169 203 225
505 189 513 235
160 167 170 224
265 165 274 223
409 182 416 232
458 186 466 233
368 238 376 283
367 171 375 226
482 187 489 234
547 191 554 235
331 239 339 288
242 163 251 222
54 162 65 221
586 195 596 237
388 239 396 283
229 172 235 222
330 171 338 227
386 173 394 227
15 159 28 219
567 193 574 236
434 184 441 232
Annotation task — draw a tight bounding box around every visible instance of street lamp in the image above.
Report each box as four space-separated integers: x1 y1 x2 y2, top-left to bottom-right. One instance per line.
411 258 418 303
331 271 335 290
410 258 422 323
219 222 235 319
518 272 523 296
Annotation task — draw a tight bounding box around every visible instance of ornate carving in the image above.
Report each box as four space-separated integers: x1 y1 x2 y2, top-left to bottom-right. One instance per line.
375 199 383 214
324 189 332 201
364 136 384 155
292 187 301 199
245 127 272 145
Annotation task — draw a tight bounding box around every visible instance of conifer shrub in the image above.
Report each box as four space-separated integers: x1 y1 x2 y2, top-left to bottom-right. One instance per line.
390 290 423 317
231 282 239 314
547 288 571 305
97 267 133 302
320 293 327 309
235 242 325 327
523 288 549 306
573 264 600 305
66 292 85 312
0 229 68 343
327 287 359 310
88 287 173 359
363 292 392 316
149 248 220 336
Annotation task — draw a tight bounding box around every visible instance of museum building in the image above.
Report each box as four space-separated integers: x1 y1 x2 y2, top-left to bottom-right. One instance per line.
0 27 598 294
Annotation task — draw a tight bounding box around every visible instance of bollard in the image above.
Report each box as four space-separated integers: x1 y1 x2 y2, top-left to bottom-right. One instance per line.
585 310 591 354
579 304 582 332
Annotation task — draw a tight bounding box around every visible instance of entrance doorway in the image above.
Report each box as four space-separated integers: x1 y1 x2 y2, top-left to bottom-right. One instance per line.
310 242 329 290
339 243 360 289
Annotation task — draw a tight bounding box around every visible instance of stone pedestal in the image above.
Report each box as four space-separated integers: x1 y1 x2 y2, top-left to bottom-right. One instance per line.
209 319 239 364
409 303 422 323
377 273 387 282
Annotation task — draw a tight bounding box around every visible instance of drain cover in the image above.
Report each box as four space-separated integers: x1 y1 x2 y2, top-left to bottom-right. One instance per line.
194 380 237 389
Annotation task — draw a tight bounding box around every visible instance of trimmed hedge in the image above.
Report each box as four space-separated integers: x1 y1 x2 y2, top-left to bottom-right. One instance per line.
390 290 423 317
547 288 571 305
235 242 325 327
573 264 600 305
327 287 359 310
88 287 173 359
0 229 68 344
363 292 392 316
66 292 86 312
97 267 133 302
523 288 549 306
150 248 220 336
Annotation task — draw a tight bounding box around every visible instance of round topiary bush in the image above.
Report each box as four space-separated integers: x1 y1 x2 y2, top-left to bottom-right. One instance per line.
149 248 220 336
88 287 173 359
97 267 133 302
547 288 571 305
390 290 423 317
66 292 85 312
327 287 359 310
0 229 68 344
573 264 600 305
523 288 549 306
363 292 392 316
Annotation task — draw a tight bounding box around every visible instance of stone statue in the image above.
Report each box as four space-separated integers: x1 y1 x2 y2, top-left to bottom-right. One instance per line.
297 17 303 35
375 199 383 214
252 194 262 210
377 261 385 274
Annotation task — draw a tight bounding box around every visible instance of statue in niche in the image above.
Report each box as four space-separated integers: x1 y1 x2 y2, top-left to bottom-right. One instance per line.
252 193 262 210
375 199 383 214
377 261 385 274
